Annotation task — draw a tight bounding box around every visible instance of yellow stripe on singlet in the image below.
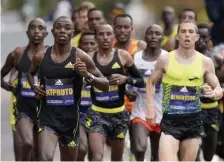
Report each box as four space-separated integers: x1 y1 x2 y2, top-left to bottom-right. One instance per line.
10 79 18 130
92 104 125 113
161 25 178 47
201 102 219 109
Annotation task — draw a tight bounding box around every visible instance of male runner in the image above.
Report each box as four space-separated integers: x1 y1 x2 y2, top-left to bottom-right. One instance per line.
71 7 89 48
179 8 197 23
146 21 223 161
85 24 144 161
175 8 198 49
77 31 98 161
27 16 108 161
161 6 178 52
113 13 146 113
88 8 106 31
1 18 48 161
131 24 167 161
113 13 146 160
195 23 220 161
1 54 22 160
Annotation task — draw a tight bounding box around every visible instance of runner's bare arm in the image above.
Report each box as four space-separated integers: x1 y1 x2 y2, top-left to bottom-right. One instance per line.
27 51 44 86
120 50 144 87
1 51 16 91
203 57 223 100
75 49 109 92
27 51 46 97
146 54 166 124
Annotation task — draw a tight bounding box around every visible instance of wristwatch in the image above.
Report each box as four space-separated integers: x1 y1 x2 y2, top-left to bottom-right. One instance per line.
31 84 38 91
86 73 95 83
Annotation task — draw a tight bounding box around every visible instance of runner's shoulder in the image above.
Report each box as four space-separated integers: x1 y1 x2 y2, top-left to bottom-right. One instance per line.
75 47 91 62
137 40 146 50
159 51 169 61
197 51 214 70
117 48 131 61
199 51 213 64
14 46 26 58
32 47 48 65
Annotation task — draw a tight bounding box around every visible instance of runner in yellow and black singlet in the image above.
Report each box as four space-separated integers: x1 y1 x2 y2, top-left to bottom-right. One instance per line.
85 24 144 161
146 21 223 161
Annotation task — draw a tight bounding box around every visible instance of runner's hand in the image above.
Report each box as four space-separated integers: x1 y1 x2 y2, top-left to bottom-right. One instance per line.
33 85 46 98
201 84 216 99
109 74 127 85
74 58 89 78
4 82 16 93
146 107 156 125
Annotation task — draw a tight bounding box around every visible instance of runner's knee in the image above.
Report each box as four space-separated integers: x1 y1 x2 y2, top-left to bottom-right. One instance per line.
91 152 103 161
22 138 33 151
79 143 88 154
39 151 54 161
134 142 147 154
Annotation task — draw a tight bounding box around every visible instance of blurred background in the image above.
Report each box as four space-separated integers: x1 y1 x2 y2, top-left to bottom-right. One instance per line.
1 0 209 33
1 0 211 64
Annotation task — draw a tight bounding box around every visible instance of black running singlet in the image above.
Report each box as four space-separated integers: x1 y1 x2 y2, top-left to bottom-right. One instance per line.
91 48 125 108
38 47 83 119
16 46 37 119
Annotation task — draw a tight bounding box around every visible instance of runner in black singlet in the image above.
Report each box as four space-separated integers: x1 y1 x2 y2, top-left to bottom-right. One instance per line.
1 18 48 161
27 16 108 161
85 24 144 161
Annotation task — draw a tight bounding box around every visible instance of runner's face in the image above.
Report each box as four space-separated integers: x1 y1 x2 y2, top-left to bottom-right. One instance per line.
27 19 47 44
95 25 114 50
52 18 74 45
77 10 89 31
114 17 133 43
162 11 175 25
72 12 81 31
79 35 97 54
195 28 210 52
88 10 105 31
145 26 163 48
177 23 199 49
180 11 196 23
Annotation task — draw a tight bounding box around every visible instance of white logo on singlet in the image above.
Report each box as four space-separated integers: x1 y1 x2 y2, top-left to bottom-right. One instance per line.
55 79 63 85
180 86 188 92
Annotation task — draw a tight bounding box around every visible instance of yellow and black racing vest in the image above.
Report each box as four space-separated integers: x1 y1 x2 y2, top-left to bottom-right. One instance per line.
162 50 203 114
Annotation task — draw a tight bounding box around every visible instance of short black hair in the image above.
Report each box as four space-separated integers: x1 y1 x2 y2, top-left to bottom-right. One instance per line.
78 31 96 47
197 23 210 34
114 14 133 25
54 16 72 26
79 31 96 43
177 20 198 33
179 8 197 21
88 8 103 17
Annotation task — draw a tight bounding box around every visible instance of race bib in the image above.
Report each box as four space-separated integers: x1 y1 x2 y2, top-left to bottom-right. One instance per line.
94 85 119 102
20 73 35 97
166 85 200 114
45 78 74 106
80 86 92 106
